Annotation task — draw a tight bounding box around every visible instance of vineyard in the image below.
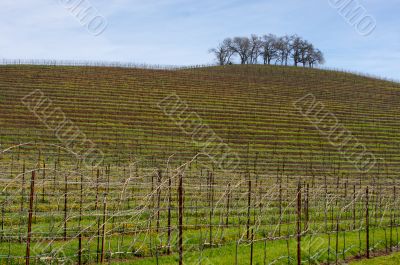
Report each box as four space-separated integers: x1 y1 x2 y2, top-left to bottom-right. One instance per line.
0 64 400 264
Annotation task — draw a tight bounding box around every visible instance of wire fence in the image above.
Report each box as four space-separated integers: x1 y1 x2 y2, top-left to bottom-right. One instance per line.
0 58 398 83
0 155 399 264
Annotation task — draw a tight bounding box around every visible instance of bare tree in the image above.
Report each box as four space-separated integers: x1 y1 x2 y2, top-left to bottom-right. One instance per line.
290 35 303 67
307 49 325 68
274 35 292 66
248 34 262 64
299 41 313 67
231 37 251 64
260 34 277 65
209 38 234 66
210 33 325 67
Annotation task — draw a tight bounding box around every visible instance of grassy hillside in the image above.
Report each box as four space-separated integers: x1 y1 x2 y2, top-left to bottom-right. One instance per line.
0 64 399 175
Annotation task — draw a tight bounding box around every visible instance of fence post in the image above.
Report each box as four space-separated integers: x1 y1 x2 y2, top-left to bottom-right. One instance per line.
21 162 25 213
226 183 231 226
353 185 356 230
167 171 172 255
63 174 68 241
156 169 162 234
96 169 100 263
247 175 252 240
25 171 35 265
335 217 339 265
235 240 238 265
100 193 107 263
305 183 309 232
208 171 214 246
178 173 184 265
250 229 254 265
297 182 302 265
366 186 370 259
78 174 83 265
263 238 267 265
279 183 282 237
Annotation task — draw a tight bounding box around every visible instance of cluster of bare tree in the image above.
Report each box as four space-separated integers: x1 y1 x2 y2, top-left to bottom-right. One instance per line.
209 34 325 67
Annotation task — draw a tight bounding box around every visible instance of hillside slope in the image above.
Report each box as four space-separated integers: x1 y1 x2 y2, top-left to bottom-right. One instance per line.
0 64 399 176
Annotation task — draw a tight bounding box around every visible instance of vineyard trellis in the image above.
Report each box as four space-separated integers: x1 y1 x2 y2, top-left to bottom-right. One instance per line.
0 150 399 264
0 64 399 264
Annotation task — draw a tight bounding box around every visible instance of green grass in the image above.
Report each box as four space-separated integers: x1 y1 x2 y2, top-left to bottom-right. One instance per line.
113 228 395 265
350 251 400 264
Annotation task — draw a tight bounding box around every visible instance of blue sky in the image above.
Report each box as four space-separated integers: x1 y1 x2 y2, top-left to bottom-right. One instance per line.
0 0 399 80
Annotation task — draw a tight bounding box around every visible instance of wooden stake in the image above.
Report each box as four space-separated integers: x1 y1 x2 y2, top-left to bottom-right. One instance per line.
25 171 35 265
96 169 100 263
78 174 83 265
226 183 231 226
42 162 46 202
297 183 302 265
247 175 252 240
156 169 162 234
178 173 183 265
250 229 254 265
209 172 214 246
21 162 25 212
167 170 172 255
63 174 68 241
366 186 370 259
100 194 107 263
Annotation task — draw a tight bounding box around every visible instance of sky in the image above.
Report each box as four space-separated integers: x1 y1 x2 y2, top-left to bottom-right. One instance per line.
0 0 399 80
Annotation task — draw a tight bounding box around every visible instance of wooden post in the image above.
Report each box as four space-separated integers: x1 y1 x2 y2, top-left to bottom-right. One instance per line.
328 233 331 264
235 240 239 265
324 176 328 232
396 185 399 252
390 211 393 252
391 186 396 251
42 162 46 202
53 160 57 194
150 171 154 256
178 173 184 265
96 169 100 263
366 186 370 259
279 183 282 237
167 171 172 255
1 204 4 242
226 183 231 226
353 185 356 230
156 170 162 234
26 171 35 265
250 229 254 265
263 238 267 265
335 218 339 265
21 162 25 212
297 183 302 265
63 174 68 241
343 221 346 261
287 238 291 265
78 174 83 265
305 183 309 232
100 194 107 263
209 172 214 246
247 175 252 240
